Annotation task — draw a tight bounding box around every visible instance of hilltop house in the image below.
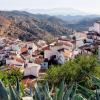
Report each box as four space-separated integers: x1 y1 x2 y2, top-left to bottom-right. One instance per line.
88 21 100 42
89 21 100 33
79 21 100 54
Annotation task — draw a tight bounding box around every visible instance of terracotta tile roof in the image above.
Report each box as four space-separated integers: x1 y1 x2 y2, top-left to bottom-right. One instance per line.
34 57 43 64
56 41 73 47
21 47 28 53
42 46 50 50
64 50 72 58
15 58 24 63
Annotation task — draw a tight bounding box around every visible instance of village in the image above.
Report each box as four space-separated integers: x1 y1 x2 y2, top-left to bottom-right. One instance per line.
0 21 100 88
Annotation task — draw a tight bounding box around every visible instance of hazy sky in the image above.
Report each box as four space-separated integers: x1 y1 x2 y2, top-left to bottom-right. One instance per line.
0 0 100 14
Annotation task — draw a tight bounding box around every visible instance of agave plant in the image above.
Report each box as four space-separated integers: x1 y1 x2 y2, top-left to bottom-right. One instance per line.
0 76 100 100
0 80 9 100
33 80 94 100
0 78 23 100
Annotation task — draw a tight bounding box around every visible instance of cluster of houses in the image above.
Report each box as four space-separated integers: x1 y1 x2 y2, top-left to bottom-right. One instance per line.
80 21 100 55
0 21 100 87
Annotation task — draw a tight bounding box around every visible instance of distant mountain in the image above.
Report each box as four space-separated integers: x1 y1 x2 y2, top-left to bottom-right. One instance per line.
56 15 100 31
0 11 73 42
22 8 100 31
0 10 100 41
23 8 88 16
66 17 100 31
56 15 100 24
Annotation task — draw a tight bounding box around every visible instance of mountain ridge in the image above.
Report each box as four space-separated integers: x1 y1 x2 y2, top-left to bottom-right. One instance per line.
0 10 73 42
0 10 100 41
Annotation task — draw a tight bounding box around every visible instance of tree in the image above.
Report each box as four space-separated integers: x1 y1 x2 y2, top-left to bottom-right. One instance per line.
45 55 100 89
0 67 23 86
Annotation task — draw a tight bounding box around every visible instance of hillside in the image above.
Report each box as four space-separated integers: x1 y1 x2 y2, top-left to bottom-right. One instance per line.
66 17 100 31
0 10 99 40
56 15 100 31
0 11 73 42
0 16 11 35
23 8 100 31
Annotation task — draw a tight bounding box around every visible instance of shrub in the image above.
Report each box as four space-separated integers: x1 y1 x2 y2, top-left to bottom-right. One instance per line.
45 55 100 89
0 67 23 86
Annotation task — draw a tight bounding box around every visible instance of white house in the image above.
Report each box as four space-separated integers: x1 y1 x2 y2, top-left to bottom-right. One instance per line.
11 44 20 51
6 59 24 68
89 21 100 33
24 63 41 77
44 49 60 60
94 22 100 33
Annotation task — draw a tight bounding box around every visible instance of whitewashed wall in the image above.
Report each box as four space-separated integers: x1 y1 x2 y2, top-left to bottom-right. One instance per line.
24 63 41 77
94 23 100 33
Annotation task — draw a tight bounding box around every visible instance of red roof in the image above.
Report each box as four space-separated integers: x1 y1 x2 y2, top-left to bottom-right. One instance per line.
21 47 28 53
34 58 43 64
16 58 24 63
42 46 50 50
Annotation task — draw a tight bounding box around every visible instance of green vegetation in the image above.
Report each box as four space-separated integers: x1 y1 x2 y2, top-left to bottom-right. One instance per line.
45 55 100 89
0 55 100 99
0 67 23 86
0 77 100 100
0 78 24 100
